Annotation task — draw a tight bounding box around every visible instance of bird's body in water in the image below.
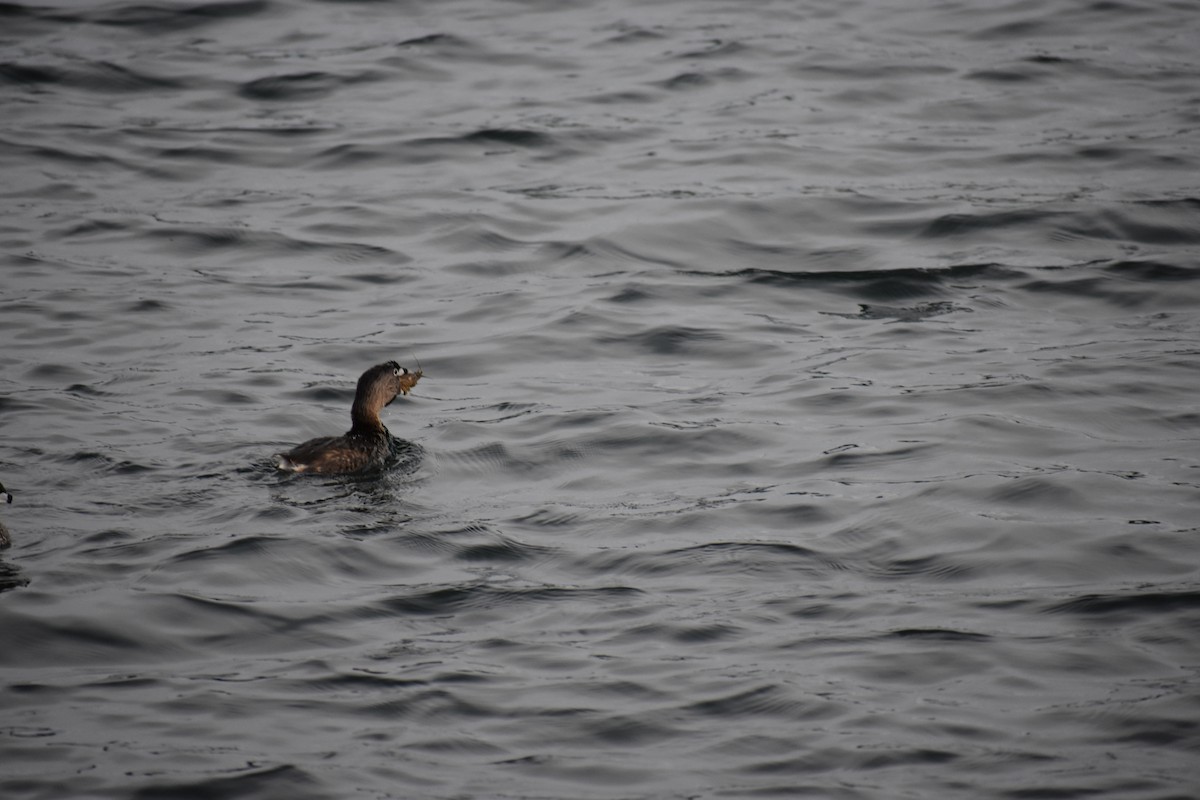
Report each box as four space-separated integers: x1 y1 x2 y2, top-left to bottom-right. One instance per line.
275 361 422 475
0 482 12 548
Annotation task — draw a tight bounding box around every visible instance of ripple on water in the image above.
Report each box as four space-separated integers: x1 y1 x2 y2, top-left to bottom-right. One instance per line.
367 583 642 618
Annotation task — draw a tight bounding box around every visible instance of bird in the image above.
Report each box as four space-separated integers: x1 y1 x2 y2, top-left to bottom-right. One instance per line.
275 361 422 474
0 482 13 548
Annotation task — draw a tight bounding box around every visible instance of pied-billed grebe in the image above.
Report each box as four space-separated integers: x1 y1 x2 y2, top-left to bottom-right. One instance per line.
0 482 12 548
275 361 422 475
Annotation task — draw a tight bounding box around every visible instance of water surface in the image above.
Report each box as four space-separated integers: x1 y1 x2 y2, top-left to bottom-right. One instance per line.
2 1 1199 798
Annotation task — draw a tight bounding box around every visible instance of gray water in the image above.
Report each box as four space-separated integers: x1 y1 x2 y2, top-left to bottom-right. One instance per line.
2 1 1200 798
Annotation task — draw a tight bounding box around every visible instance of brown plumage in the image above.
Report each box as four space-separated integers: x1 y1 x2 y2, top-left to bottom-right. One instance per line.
275 361 422 475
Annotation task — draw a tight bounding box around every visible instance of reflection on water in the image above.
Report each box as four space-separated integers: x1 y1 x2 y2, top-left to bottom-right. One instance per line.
2 0 1200 797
